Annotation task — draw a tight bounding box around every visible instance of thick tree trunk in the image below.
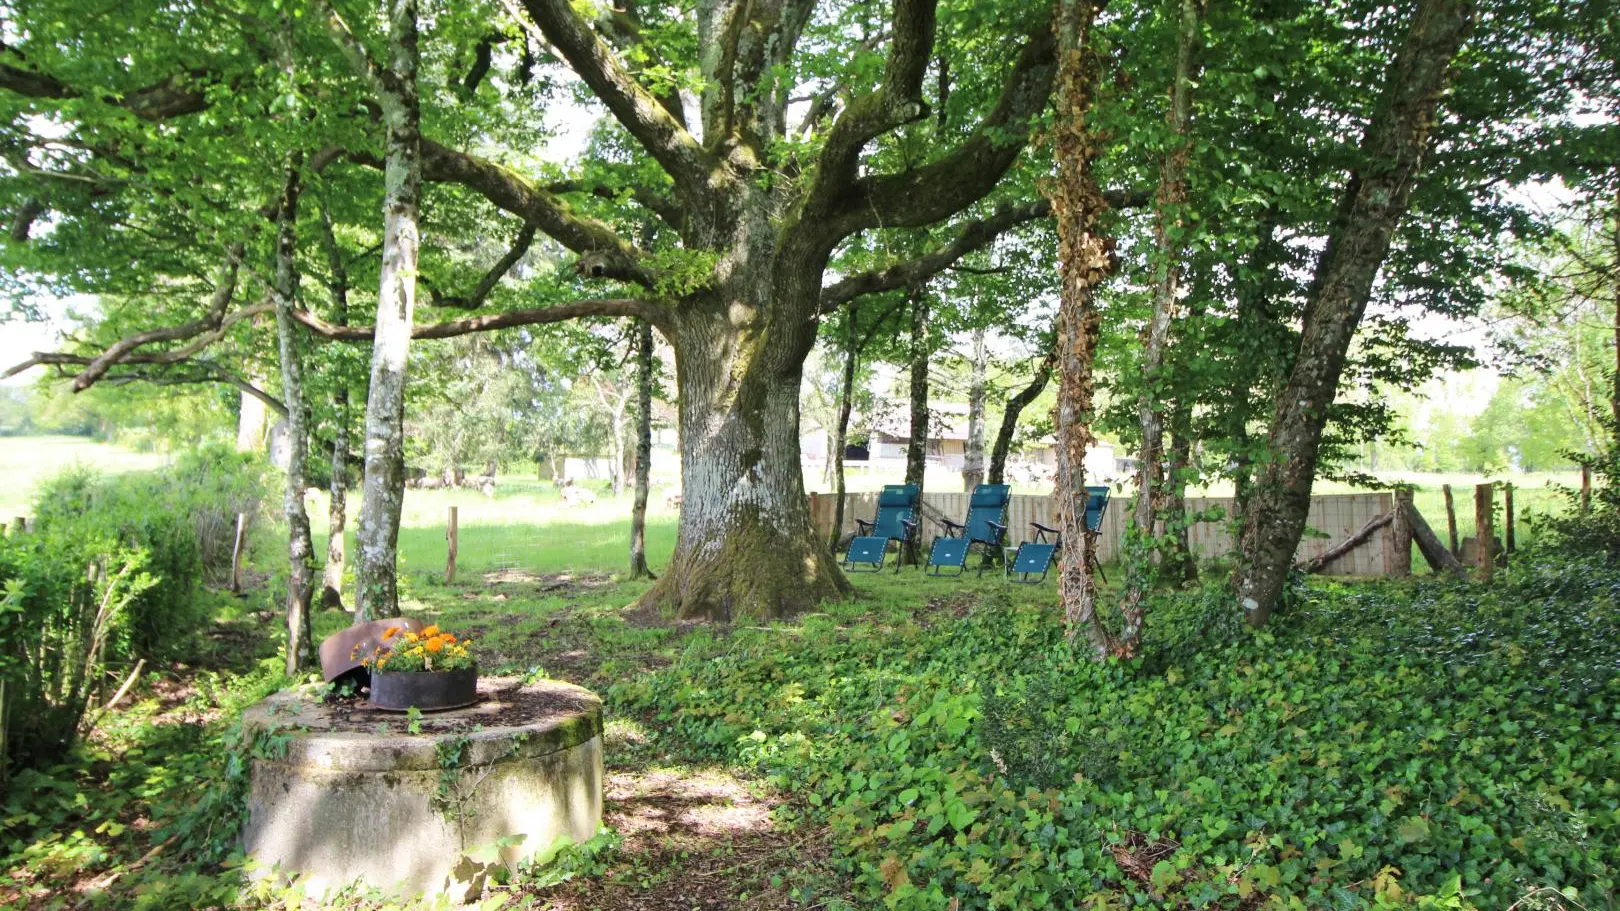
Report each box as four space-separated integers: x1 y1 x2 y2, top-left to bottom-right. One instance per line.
962 327 987 491
1051 0 1118 659
319 189 350 611
636 302 851 621
1234 0 1473 627
905 286 930 491
988 345 1053 486
628 319 656 580
271 158 315 674
353 0 421 624
829 305 858 551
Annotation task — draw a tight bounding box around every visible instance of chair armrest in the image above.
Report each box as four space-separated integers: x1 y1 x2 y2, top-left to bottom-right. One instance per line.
1031 521 1059 534
939 518 965 536
986 520 1007 532
854 518 873 534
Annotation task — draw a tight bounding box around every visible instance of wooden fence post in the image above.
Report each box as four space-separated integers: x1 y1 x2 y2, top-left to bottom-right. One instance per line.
445 506 459 584
1581 465 1592 514
230 513 247 593
1390 488 1413 577
1442 484 1459 556
1474 483 1494 584
1503 484 1516 556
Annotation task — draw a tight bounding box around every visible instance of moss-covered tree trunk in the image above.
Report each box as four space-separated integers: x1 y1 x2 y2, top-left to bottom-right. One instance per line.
318 189 350 610
905 286 930 492
271 157 315 674
637 294 851 621
1234 0 1472 627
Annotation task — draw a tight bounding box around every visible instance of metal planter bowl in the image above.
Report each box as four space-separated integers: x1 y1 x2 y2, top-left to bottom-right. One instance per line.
370 666 479 712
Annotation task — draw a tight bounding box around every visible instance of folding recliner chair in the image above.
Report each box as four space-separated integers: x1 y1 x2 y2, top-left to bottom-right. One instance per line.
1007 486 1110 583
925 483 1011 576
843 484 920 572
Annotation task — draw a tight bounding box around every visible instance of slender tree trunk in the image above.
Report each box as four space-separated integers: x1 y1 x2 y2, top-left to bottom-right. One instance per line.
988 344 1054 486
1051 0 1118 659
628 319 656 580
353 0 421 624
1122 0 1204 629
271 157 315 674
829 304 858 551
1165 413 1198 585
1228 213 1285 516
318 189 350 611
962 327 987 491
1234 0 1473 627
1610 187 1618 432
905 285 930 491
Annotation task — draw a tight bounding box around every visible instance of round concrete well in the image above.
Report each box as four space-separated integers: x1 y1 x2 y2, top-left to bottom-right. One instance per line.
241 677 603 900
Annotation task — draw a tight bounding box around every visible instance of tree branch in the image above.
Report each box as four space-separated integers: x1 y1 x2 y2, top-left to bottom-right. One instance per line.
831 19 1058 235
818 190 1149 312
427 220 539 309
802 0 939 218
70 245 245 391
517 0 710 191
292 297 673 339
0 62 210 120
102 364 289 416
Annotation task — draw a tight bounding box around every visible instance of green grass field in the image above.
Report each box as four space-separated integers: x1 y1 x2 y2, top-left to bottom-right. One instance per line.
0 434 171 518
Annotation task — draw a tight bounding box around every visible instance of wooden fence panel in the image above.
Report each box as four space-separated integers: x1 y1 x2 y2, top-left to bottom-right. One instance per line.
812 490 1395 577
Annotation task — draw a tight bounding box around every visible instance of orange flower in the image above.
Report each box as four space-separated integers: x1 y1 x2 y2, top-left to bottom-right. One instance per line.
441 633 457 644
421 625 440 638
382 625 402 641
426 637 445 653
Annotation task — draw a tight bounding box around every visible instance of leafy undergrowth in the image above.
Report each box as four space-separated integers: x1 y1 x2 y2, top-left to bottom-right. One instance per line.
3 557 1616 910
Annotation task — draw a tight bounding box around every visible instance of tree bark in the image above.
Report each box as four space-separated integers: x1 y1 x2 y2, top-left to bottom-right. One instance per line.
1051 0 1118 659
319 187 350 611
271 156 315 675
962 327 987 491
350 0 421 624
905 285 930 492
1233 0 1473 627
628 318 656 580
1164 417 1198 584
635 299 852 621
829 303 858 551
1123 0 1204 622
988 344 1053 486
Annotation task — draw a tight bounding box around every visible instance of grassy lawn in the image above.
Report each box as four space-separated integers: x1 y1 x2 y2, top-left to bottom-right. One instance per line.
0 434 170 518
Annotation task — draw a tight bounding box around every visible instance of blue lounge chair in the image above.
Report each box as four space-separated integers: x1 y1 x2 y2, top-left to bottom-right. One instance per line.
925 484 1011 576
844 484 920 572
1007 486 1110 583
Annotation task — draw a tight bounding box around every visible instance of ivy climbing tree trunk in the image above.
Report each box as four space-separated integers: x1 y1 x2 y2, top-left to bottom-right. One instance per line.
1234 0 1474 627
1122 0 1204 626
271 156 315 674
962 327 987 491
318 187 350 611
988 343 1053 486
321 0 422 624
1165 412 1198 585
628 318 655 580
1051 0 1118 659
